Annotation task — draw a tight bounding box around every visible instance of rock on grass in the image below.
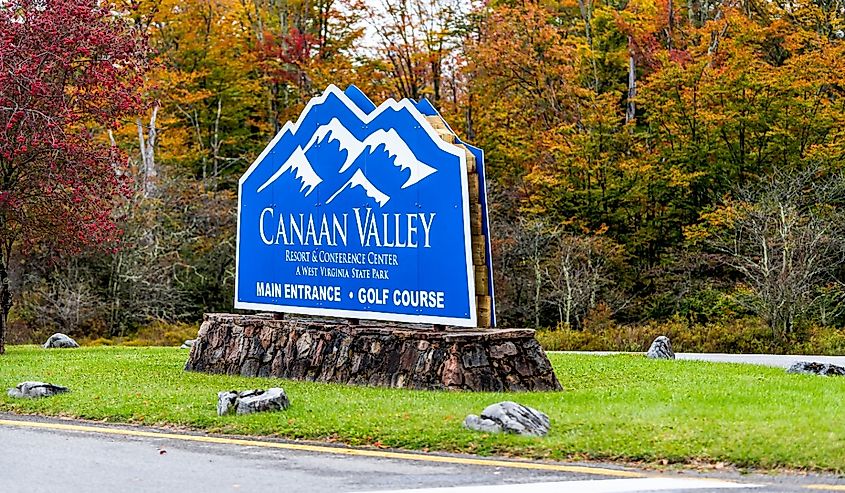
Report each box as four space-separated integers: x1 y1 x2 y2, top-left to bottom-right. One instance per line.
43 333 79 349
646 336 675 360
787 361 845 376
464 401 550 437
8 382 69 398
217 388 290 416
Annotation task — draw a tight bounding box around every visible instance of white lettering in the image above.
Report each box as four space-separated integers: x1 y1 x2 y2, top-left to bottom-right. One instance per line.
406 214 418 248
365 211 381 247
332 214 348 246
419 213 435 248
392 289 445 308
257 209 436 249
290 214 305 244
353 208 370 247
393 213 406 247
259 208 274 245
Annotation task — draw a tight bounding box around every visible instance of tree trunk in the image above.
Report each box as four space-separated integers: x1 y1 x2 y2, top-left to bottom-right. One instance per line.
626 57 636 123
626 37 637 124
0 254 11 355
688 0 700 27
667 0 674 50
534 255 542 329
577 0 599 92
0 300 6 355
211 98 222 191
136 104 159 198
465 92 474 141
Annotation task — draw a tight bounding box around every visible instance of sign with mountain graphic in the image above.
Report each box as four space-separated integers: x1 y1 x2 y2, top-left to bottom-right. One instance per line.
235 85 481 326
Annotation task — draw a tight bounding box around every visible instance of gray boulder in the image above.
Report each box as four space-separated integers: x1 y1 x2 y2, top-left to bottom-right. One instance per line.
787 361 845 377
463 415 503 434
217 391 240 416
180 339 196 349
8 382 69 399
217 388 290 416
463 401 550 437
646 335 675 359
236 388 290 415
43 333 79 349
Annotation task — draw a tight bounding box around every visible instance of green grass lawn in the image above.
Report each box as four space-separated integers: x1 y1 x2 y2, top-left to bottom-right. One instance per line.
1 345 844 472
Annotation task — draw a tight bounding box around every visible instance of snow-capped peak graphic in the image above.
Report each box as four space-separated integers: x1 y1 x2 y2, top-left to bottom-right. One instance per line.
253 94 440 207
347 128 437 188
328 169 390 206
255 145 322 195
304 118 365 173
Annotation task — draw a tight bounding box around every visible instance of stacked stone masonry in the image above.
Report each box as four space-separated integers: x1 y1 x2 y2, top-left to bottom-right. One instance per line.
186 314 562 392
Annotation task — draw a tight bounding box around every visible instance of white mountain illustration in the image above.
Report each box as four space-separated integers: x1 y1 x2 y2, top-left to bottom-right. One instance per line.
303 118 365 169
349 128 437 189
327 169 390 207
256 145 322 195
257 117 437 197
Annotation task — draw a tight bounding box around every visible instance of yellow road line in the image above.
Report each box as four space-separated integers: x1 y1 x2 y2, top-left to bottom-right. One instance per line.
806 486 845 491
0 418 643 478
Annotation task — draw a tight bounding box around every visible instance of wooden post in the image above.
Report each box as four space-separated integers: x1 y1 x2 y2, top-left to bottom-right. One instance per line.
428 115 492 328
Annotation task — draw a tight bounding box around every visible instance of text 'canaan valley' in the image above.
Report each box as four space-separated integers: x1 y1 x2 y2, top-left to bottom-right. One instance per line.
258 208 436 248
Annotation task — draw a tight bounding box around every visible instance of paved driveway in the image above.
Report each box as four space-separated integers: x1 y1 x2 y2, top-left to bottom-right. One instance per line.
556 351 845 368
2 414 844 492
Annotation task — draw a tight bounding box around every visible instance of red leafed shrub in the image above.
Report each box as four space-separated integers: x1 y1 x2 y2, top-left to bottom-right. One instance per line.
0 0 148 353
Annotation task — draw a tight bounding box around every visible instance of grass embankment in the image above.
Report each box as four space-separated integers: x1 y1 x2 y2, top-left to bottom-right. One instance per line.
2 346 844 471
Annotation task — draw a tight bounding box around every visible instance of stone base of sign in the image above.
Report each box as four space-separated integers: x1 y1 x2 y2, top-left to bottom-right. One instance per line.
185 314 562 392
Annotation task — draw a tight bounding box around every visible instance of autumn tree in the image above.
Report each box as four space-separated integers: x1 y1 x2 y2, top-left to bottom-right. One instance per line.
0 0 147 353
465 0 845 327
366 0 466 104
689 168 845 337
544 232 618 329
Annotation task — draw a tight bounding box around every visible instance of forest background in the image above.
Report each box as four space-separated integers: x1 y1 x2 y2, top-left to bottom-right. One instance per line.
6 0 845 353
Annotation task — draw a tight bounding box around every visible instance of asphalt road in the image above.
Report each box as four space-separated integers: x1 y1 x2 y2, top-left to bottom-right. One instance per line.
557 352 845 368
1 415 843 493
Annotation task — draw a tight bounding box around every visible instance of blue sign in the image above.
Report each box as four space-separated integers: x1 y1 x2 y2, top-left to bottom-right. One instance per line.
235 85 478 326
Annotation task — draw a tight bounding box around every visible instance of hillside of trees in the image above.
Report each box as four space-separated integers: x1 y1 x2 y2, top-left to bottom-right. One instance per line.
4 0 845 351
